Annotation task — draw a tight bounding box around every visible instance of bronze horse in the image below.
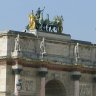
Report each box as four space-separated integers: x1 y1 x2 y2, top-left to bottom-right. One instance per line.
26 9 63 33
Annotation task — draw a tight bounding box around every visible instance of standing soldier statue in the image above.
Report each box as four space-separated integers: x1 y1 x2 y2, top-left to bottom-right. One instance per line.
14 34 20 52
74 43 80 65
40 37 46 61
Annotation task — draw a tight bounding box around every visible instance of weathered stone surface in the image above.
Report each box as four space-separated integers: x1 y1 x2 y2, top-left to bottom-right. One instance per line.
80 83 92 96
0 64 7 92
0 30 96 96
0 30 95 66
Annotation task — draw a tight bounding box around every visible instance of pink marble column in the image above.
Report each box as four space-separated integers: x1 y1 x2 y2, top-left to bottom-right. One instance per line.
40 77 46 96
12 64 22 96
93 74 96 96
72 71 81 96
14 74 20 96
38 67 48 96
74 80 79 96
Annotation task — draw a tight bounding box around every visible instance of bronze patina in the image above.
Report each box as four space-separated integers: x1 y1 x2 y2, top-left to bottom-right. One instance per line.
26 7 64 33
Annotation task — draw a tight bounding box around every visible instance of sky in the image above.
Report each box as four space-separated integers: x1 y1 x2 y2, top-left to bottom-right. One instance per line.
0 0 96 43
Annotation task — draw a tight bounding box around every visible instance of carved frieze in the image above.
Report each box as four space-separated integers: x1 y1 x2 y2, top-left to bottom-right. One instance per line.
46 71 62 80
21 79 33 92
79 83 92 96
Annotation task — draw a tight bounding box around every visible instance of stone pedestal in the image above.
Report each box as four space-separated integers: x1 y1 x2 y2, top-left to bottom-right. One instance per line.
11 50 22 58
72 71 81 96
12 63 22 96
28 29 37 36
38 67 48 96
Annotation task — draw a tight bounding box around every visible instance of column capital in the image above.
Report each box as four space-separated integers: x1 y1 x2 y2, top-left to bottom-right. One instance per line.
93 74 96 82
12 64 23 74
71 71 81 80
38 67 48 77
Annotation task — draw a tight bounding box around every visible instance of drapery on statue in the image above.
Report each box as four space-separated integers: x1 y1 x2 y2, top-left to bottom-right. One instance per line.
28 10 36 30
74 43 80 64
51 16 64 33
57 16 64 33
14 34 20 51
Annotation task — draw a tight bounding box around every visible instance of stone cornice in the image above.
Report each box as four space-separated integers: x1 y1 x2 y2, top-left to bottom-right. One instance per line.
0 30 36 39
1 58 95 74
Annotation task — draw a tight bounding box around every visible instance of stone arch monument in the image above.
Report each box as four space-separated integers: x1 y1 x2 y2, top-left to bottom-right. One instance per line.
0 25 96 96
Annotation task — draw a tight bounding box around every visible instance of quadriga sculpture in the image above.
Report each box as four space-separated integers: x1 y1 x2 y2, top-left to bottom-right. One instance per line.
26 7 64 33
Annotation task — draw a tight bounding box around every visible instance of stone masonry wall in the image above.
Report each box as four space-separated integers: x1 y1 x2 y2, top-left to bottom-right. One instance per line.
0 31 96 96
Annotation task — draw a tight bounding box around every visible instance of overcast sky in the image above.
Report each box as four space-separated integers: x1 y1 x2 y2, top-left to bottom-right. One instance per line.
0 0 96 43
